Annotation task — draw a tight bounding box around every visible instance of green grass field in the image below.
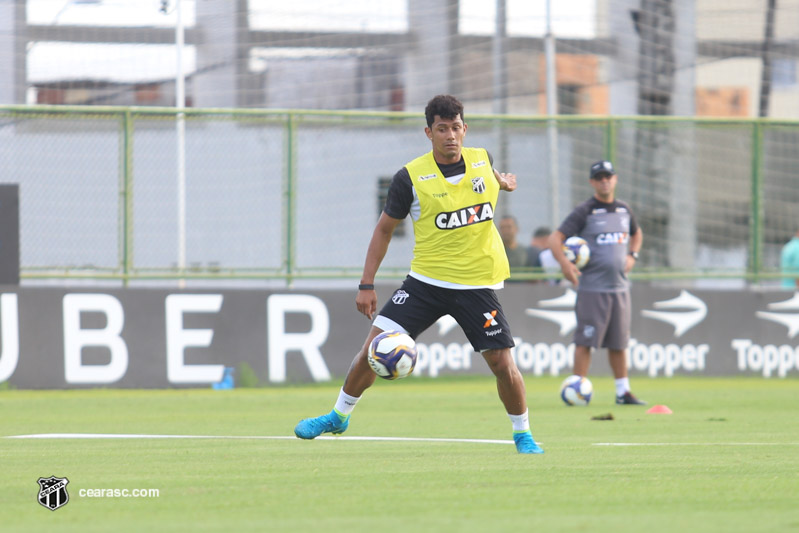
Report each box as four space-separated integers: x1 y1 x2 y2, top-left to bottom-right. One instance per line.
2 376 798 532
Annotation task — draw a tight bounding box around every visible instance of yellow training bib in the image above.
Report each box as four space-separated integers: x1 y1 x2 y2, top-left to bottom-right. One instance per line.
405 148 510 285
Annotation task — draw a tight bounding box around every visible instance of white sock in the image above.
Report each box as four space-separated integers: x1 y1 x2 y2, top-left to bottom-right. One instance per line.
508 409 530 432
615 377 630 396
334 388 360 417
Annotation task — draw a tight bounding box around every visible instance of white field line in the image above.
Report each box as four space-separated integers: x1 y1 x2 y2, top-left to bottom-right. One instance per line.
5 433 514 445
593 442 799 446
6 434 797 447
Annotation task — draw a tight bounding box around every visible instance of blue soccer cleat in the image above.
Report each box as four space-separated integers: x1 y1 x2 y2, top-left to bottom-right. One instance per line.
294 409 349 439
513 431 544 454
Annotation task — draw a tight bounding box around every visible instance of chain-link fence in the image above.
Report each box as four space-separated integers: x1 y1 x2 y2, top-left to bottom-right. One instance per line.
1 105 797 284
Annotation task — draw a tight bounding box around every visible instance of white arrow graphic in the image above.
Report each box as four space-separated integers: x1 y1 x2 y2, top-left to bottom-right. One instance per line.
756 292 799 338
641 290 707 338
525 289 577 336
435 314 459 336
537 289 577 308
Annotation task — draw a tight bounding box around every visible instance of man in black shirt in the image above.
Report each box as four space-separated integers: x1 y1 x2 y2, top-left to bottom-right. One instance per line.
549 160 646 405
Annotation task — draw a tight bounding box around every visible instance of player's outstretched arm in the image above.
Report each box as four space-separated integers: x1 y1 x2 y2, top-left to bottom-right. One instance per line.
493 169 517 192
356 213 403 319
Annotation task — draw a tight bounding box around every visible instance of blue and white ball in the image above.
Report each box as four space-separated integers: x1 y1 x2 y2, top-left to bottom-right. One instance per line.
367 331 418 380
560 375 593 406
563 236 590 269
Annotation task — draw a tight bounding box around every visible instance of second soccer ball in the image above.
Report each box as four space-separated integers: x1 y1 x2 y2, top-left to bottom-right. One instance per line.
560 375 593 406
563 236 590 269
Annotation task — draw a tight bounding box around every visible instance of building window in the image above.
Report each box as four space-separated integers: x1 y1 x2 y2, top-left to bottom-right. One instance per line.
557 85 580 115
772 59 797 87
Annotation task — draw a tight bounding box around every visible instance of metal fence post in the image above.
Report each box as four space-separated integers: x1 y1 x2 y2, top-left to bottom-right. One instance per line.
284 112 296 285
121 108 134 286
749 120 763 280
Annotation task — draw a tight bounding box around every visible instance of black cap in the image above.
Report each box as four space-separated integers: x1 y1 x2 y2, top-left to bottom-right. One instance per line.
590 160 615 179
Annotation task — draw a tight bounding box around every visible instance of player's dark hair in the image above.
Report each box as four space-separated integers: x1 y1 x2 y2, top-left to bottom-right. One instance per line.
425 94 464 128
533 226 552 238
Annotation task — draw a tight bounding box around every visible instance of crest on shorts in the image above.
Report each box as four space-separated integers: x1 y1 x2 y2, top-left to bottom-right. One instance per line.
471 177 485 194
38 476 70 511
392 290 409 305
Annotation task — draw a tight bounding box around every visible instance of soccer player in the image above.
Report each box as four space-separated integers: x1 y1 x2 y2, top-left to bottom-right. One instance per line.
294 94 543 454
548 160 646 405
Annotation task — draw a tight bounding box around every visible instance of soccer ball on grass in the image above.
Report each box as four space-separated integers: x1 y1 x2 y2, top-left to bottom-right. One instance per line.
563 236 590 269
560 374 593 406
367 331 418 380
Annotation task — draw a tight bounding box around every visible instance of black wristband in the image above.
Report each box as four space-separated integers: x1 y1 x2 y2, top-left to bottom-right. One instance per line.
629 251 639 260
358 284 375 290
